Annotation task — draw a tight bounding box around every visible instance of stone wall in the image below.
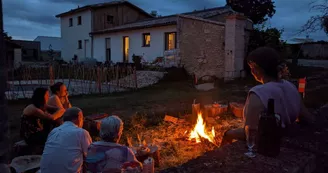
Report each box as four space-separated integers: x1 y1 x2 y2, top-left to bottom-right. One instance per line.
177 15 226 79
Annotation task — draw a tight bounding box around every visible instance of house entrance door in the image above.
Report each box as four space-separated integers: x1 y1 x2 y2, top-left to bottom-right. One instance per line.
123 36 129 63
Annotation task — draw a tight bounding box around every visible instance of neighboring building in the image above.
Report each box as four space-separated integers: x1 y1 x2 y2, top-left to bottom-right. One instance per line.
12 40 41 61
56 0 152 62
34 36 62 61
56 0 253 80
5 40 22 69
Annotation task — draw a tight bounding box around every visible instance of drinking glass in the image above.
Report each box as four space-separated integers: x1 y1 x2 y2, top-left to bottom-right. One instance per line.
244 125 256 158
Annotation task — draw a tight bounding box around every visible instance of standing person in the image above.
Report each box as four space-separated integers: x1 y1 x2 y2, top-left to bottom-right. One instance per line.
48 82 72 109
20 88 65 147
221 47 314 146
41 107 92 173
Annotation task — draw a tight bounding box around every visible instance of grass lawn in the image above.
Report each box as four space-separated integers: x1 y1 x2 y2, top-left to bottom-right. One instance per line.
7 66 328 170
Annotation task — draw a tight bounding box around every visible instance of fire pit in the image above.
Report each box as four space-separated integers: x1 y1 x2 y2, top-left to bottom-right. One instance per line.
84 103 244 171
131 110 243 170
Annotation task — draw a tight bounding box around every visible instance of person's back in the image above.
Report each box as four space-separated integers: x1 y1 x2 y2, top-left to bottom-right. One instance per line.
250 79 301 128
40 108 92 173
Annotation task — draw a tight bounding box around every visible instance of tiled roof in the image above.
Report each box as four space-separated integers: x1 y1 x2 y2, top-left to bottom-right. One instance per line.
55 0 153 18
91 5 233 35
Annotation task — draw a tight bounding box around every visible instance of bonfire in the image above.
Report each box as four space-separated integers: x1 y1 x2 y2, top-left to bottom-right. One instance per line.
188 112 217 145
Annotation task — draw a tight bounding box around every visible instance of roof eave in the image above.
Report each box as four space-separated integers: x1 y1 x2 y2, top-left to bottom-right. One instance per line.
90 22 177 35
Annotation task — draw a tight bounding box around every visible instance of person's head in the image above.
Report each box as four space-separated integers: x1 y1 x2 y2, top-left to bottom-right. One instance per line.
31 88 50 109
50 82 67 97
99 116 124 143
247 47 281 83
63 107 84 127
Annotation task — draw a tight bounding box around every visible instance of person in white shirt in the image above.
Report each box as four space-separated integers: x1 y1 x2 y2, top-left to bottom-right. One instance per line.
40 107 92 173
48 82 72 110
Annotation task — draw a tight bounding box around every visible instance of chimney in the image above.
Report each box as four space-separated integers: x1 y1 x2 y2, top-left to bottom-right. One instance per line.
224 13 252 80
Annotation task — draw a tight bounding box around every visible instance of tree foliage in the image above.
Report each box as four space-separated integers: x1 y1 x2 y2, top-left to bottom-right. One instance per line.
248 27 286 53
3 32 11 40
150 10 161 17
302 0 328 34
226 0 276 24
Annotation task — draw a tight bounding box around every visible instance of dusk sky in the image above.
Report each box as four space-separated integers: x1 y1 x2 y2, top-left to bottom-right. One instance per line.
3 0 327 42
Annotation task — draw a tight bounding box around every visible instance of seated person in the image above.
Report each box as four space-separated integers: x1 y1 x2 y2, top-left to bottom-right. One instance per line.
48 82 72 109
85 116 142 172
41 107 92 173
221 47 314 146
20 88 65 146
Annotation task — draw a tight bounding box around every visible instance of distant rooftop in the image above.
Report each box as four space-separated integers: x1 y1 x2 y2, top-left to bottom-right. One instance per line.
34 36 61 51
55 0 153 18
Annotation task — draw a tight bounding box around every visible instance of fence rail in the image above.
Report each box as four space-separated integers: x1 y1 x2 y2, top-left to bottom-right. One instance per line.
6 64 137 100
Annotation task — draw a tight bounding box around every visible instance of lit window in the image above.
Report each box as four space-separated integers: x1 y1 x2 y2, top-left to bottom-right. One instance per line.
143 33 150 47
165 32 176 50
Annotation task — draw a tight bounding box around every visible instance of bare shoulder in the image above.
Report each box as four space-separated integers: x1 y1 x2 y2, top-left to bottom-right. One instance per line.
23 104 40 115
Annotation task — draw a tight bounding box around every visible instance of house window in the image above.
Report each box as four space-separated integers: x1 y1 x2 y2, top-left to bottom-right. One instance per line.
105 38 111 61
165 32 177 50
107 15 114 24
78 40 82 49
142 33 150 47
69 18 73 27
77 16 82 25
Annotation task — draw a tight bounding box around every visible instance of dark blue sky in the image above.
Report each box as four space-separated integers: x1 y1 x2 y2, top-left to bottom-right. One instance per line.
3 0 327 42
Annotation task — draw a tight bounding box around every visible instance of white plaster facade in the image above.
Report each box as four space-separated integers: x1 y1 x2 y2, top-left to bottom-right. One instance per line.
93 25 177 63
60 10 92 62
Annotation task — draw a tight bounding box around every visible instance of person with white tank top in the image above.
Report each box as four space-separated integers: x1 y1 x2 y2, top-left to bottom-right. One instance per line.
221 47 314 146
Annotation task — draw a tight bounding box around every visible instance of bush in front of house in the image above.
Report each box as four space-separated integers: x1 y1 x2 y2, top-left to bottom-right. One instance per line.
132 54 142 70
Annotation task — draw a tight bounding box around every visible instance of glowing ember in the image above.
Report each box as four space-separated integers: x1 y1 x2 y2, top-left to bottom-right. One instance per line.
189 112 216 143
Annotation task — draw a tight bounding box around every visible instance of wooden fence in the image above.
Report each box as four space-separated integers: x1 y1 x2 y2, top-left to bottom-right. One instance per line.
6 64 137 100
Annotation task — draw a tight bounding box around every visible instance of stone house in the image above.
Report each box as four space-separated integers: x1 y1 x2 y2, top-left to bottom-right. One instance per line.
56 1 253 80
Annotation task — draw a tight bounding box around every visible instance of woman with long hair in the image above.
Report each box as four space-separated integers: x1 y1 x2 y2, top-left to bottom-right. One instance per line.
20 88 65 146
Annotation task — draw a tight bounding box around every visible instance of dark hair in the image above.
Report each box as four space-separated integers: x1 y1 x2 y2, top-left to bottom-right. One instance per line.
31 88 49 109
50 82 64 94
63 107 82 122
247 47 281 79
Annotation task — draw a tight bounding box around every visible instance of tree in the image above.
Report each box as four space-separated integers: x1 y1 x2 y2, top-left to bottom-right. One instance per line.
0 0 10 172
248 27 286 53
226 0 276 24
301 0 328 34
3 32 11 40
150 10 161 17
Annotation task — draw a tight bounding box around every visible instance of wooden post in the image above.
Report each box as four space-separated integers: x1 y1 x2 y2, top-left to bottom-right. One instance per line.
97 66 101 93
0 0 10 169
134 66 137 89
49 65 54 85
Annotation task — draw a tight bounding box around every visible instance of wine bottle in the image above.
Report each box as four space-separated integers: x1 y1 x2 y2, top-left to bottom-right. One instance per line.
257 99 282 157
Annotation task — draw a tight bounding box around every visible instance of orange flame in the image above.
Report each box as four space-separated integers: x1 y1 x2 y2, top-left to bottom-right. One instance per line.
189 112 216 143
